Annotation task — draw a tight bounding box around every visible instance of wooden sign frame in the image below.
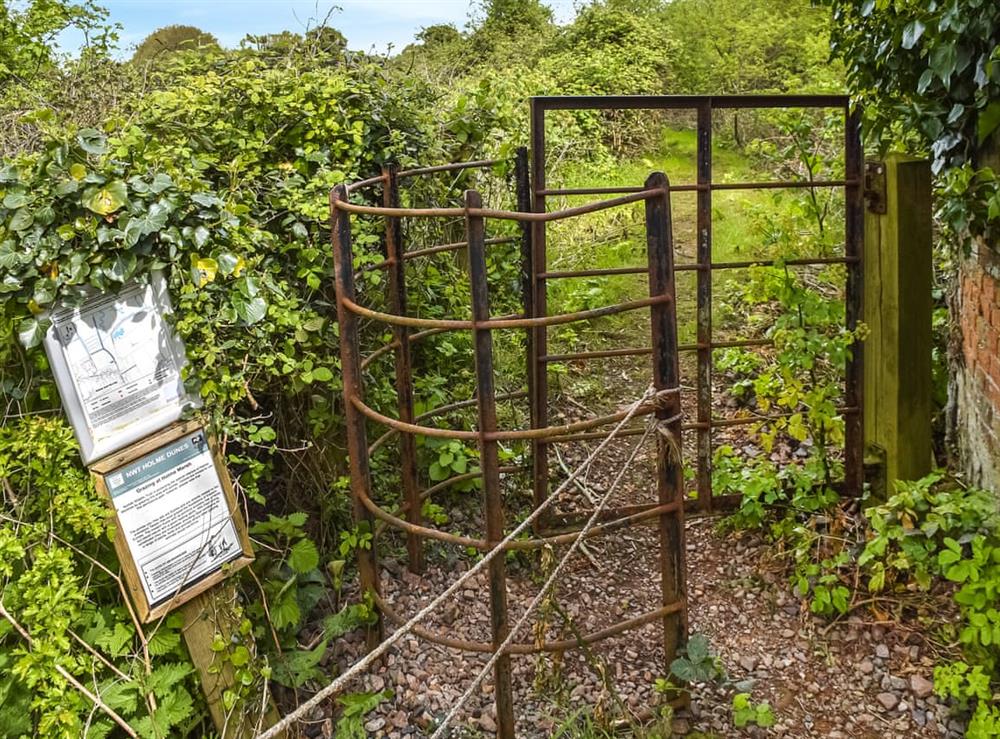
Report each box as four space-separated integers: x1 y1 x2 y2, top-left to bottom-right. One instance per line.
90 420 253 622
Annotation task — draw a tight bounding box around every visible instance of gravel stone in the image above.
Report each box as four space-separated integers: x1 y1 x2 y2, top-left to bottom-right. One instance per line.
877 692 901 710
911 673 934 699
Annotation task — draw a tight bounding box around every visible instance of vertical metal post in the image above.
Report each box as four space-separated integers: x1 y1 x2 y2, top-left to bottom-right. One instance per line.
844 108 865 495
530 100 550 522
330 185 383 649
383 166 424 573
695 102 714 511
515 147 535 429
466 189 516 738
645 173 688 674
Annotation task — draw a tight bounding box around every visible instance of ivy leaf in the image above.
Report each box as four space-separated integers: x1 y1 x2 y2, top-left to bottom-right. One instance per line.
2 192 29 209
17 317 50 349
929 44 957 85
76 128 109 155
191 192 222 208
106 251 138 283
54 179 79 196
978 102 1000 146
82 181 128 216
150 173 174 194
69 163 87 180
193 225 210 248
288 538 319 574
231 292 267 325
8 209 33 232
216 252 241 276
138 201 172 236
901 20 925 50
193 257 218 285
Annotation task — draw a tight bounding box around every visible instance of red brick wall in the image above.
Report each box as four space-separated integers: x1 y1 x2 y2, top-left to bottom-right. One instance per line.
957 246 1000 490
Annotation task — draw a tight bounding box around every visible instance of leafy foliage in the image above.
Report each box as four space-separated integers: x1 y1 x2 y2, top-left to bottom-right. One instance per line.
731 692 776 728
826 0 1000 247
669 633 727 684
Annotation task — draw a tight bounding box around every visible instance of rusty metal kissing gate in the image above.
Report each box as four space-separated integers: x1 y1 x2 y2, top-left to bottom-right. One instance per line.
331 164 687 737
329 94 865 737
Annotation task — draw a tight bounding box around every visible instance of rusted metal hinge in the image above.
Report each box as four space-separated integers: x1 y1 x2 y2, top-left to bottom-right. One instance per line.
864 160 887 214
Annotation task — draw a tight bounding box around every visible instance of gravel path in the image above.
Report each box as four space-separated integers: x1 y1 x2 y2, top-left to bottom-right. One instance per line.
307 430 962 738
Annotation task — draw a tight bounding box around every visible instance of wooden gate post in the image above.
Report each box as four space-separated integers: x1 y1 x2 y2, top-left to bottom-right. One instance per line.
863 153 933 495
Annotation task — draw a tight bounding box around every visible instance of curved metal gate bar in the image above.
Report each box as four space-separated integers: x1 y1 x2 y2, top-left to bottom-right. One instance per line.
331 164 688 738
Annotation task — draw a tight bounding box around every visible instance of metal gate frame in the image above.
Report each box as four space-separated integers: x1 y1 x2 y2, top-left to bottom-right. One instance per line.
528 95 864 514
331 164 688 738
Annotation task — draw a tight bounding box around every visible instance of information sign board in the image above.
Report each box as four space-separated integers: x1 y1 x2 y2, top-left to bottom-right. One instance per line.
44 273 198 464
91 421 253 621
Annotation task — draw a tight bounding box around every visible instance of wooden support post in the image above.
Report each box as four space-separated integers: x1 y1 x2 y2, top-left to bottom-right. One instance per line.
181 587 280 738
863 154 933 495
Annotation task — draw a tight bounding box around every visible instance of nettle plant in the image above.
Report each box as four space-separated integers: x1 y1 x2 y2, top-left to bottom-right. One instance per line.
0 416 208 738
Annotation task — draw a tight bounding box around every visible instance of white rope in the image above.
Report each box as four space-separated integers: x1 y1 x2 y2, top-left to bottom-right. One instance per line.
429 417 661 738
255 386 655 739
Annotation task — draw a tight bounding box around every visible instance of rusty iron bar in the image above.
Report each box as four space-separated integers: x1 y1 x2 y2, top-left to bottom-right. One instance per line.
536 179 857 196
330 184 384 649
360 483 681 551
645 171 689 676
537 256 857 280
333 187 662 222
465 188 516 739
342 294 670 331
383 166 424 574
516 147 536 433
529 89 555 549
695 101 713 513
374 593 686 655
844 108 865 496
351 393 661 442
359 317 522 372
546 405 860 443
532 93 850 111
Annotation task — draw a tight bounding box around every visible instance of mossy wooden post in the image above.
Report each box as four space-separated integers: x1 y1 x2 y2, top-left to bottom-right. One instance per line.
863 153 933 496
182 587 280 738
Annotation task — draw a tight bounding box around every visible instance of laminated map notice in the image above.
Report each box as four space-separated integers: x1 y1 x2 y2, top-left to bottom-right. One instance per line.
104 430 242 607
44 274 196 463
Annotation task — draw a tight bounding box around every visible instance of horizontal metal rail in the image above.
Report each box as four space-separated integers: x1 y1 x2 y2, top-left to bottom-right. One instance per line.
538 256 855 279
536 179 857 196
342 294 671 330
360 483 680 552
332 188 662 222
351 394 663 442
531 93 849 111
374 592 685 654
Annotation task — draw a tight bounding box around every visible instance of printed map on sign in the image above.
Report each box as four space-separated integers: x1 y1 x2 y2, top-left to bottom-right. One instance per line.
45 275 195 462
104 430 242 606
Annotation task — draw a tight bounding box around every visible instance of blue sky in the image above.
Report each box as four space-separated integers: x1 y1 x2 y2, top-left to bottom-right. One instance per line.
63 1 576 56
